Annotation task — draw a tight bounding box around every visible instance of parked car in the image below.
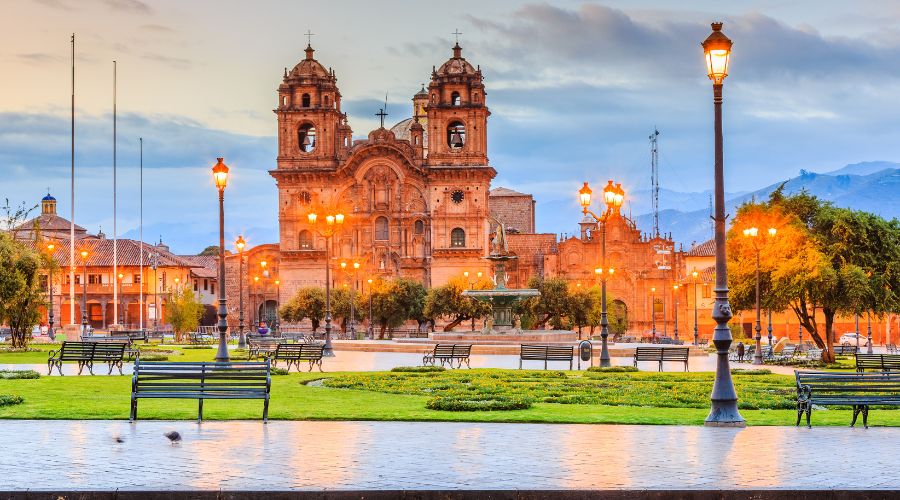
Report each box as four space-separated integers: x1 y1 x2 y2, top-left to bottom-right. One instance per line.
838 332 869 347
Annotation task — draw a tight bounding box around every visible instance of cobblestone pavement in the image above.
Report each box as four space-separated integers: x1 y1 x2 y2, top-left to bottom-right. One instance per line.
0 420 896 491
0 351 802 375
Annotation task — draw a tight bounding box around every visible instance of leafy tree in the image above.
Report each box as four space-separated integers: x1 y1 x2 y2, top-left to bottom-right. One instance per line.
365 277 426 339
423 276 492 331
279 286 325 332
166 287 204 342
331 287 366 333
0 232 43 348
567 286 593 337
519 277 570 329
198 245 230 256
728 189 900 361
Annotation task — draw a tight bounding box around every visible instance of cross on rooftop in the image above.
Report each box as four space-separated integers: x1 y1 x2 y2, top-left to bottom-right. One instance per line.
376 108 388 129
305 30 315 46
452 29 462 44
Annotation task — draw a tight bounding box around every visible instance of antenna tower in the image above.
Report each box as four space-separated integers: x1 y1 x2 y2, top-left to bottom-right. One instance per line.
650 128 660 238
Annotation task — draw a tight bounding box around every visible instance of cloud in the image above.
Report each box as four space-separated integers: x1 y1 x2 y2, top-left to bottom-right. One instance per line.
99 0 151 14
140 52 192 70
139 24 176 34
17 52 64 64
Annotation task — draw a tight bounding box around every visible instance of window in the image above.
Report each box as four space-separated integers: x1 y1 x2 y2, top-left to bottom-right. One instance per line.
301 93 311 108
299 230 312 249
702 284 711 299
297 191 311 205
298 123 316 153
211 282 216 295
203 279 208 291
281 95 288 107
450 228 465 247
431 93 436 103
133 274 141 284
473 92 480 103
653 299 663 316
414 220 424 234
88 274 102 285
324 95 330 107
375 216 389 241
193 279 198 292
447 121 465 149
451 91 461 106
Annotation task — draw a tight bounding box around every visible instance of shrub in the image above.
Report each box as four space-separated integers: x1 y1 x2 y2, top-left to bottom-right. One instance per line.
0 395 24 406
391 366 446 373
426 394 531 412
0 370 40 379
587 366 638 373
271 367 289 376
181 345 214 350
731 368 772 375
137 354 169 361
0 347 41 353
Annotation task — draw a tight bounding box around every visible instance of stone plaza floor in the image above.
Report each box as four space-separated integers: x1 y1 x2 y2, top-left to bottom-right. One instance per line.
0 420 897 491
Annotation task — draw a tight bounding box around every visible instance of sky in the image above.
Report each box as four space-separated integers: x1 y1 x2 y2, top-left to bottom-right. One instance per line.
3 0 900 253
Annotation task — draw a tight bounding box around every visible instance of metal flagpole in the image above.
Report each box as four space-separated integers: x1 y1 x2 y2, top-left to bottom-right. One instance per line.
70 33 76 327
113 60 118 327
139 138 144 330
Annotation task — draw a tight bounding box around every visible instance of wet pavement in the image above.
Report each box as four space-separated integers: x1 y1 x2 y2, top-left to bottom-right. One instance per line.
0 420 896 491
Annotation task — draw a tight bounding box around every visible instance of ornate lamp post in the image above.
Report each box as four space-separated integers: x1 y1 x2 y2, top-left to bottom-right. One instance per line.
252 275 259 328
767 309 773 349
702 22 744 426
260 260 269 328
743 226 776 364
211 157 230 362
308 210 345 356
651 286 657 341
673 284 680 342
367 277 374 339
866 312 873 354
235 235 247 348
80 249 89 334
464 271 476 331
46 242 56 340
351 262 359 336
692 269 700 346
578 180 624 367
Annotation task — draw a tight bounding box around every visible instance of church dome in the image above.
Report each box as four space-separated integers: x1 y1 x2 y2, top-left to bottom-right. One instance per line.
286 45 331 80
390 117 428 145
435 44 477 76
42 193 56 202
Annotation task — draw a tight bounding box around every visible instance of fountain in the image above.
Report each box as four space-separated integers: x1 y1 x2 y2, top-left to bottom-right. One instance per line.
462 219 540 333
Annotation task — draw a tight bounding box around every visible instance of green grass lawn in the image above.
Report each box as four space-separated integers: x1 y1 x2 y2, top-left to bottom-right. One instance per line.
0 343 232 364
0 367 897 426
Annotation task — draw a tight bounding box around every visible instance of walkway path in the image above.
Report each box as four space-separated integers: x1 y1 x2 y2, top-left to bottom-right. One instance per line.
0 420 895 491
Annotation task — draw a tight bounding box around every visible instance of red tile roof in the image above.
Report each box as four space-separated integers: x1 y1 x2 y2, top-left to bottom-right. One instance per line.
178 255 219 278
32 237 196 269
685 239 716 257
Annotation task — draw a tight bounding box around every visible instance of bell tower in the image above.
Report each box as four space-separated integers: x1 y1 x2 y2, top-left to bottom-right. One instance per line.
425 43 490 167
274 44 352 170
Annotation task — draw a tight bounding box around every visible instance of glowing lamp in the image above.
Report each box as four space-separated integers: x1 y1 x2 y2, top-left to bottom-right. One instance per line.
702 22 732 84
578 182 592 210
212 158 229 190
235 235 246 253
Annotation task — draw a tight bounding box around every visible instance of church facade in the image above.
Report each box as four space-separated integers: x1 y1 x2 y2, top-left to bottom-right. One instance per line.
268 42 495 301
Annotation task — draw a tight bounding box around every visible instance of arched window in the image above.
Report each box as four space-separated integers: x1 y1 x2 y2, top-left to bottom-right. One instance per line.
301 93 311 108
281 95 288 107
473 92 480 103
324 95 330 108
298 123 316 152
414 220 424 234
451 91 461 106
431 93 436 103
343 136 349 147
447 121 465 149
450 228 465 247
375 216 389 241
297 191 311 205
298 230 312 249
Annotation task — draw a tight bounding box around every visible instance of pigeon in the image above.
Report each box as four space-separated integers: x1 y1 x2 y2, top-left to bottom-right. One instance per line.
113 435 124 443
164 431 182 443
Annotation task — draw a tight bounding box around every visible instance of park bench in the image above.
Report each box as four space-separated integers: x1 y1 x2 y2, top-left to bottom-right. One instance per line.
423 344 472 369
81 334 139 360
795 370 900 428
47 341 127 375
111 330 148 343
887 344 897 354
130 360 271 422
247 336 281 360
832 345 859 356
805 348 823 362
633 347 690 372
518 344 574 370
268 343 326 372
773 345 798 363
855 354 900 373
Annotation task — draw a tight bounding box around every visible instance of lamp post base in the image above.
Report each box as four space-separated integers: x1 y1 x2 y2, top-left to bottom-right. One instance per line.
214 333 229 362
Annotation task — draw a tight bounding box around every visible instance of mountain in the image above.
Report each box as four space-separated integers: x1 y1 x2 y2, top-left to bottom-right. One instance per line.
635 161 900 246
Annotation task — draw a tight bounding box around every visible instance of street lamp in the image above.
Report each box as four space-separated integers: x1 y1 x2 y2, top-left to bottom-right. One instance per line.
650 286 657 342
274 278 281 331
743 226 777 365
578 179 624 367
260 260 269 328
464 271 477 331
235 235 247 348
691 270 700 346
80 249 89 335
211 157 230 362
367 277 374 339
46 242 56 340
308 209 345 356
118 272 125 326
866 312 873 354
702 22 743 426
673 284 680 342
351 262 359 337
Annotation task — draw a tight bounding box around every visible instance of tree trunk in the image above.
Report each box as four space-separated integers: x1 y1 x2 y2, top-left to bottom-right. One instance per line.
312 319 320 333
379 322 387 340
822 308 836 363
443 316 466 332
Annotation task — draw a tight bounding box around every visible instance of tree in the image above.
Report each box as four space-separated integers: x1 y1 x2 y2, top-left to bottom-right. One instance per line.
166 287 204 342
728 190 900 362
0 232 43 348
198 245 230 256
279 286 325 332
568 286 594 337
423 276 492 331
519 277 570 329
331 287 366 333
366 277 427 339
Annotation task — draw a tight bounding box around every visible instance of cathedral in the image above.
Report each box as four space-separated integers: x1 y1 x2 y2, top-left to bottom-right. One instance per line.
265 41 495 301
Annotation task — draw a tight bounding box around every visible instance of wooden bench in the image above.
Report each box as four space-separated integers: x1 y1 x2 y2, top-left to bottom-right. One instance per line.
247 336 282 360
773 345 798 363
856 354 900 373
795 370 900 428
887 344 897 354
633 347 690 372
47 341 127 375
518 344 574 370
423 344 472 369
268 343 326 372
832 345 859 356
130 360 271 422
